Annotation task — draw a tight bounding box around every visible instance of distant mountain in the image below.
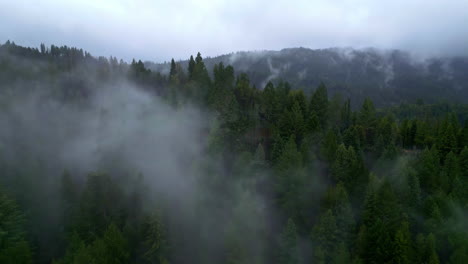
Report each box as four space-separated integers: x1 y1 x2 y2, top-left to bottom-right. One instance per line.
147 47 468 107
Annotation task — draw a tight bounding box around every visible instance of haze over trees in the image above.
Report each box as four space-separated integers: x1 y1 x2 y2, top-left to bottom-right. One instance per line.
147 48 468 107
0 41 467 263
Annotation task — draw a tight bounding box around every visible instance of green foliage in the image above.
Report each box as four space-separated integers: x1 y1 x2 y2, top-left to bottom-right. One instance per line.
279 218 300 264
332 144 357 185
417 146 441 193
0 190 33 264
309 83 328 128
321 129 339 162
1 42 468 264
407 169 422 209
393 219 412 264
312 209 338 263
75 173 125 241
140 213 169 264
331 242 350 264
278 101 305 142
57 224 129 264
358 98 377 149
426 233 441 264
274 136 311 227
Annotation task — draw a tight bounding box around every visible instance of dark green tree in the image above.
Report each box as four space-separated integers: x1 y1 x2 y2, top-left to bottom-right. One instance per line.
140 213 169 264
309 83 329 129
0 190 33 264
278 218 300 264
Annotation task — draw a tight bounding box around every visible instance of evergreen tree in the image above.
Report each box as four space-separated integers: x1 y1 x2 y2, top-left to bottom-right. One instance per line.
358 98 377 148
331 144 358 186
93 223 129 264
459 147 468 178
75 173 125 241
407 169 422 209
417 146 440 193
340 99 352 130
279 218 300 264
312 209 338 263
321 129 339 162
188 55 195 78
306 110 320 133
278 102 305 142
61 170 78 222
140 213 169 264
261 82 282 125
331 242 350 264
309 83 328 128
169 58 177 78
393 218 412 264
443 151 460 192
0 190 33 264
275 136 307 225
426 233 440 264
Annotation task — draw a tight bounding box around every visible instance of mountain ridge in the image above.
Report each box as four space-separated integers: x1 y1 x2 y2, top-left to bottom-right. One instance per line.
147 47 468 106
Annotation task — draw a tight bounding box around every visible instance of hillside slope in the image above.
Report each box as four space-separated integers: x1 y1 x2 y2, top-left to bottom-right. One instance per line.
148 47 468 106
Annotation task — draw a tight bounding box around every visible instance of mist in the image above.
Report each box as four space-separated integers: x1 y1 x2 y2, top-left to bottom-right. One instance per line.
1 0 468 61
0 74 275 262
1 8 467 260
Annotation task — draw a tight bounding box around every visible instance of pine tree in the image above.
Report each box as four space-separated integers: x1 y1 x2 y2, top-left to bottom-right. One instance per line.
438 113 460 155
332 144 358 186
321 129 338 162
407 169 422 209
261 82 282 124
356 225 367 260
306 110 320 133
322 183 355 249
188 55 195 79
426 233 440 264
141 213 169 264
358 98 377 148
393 219 412 264
279 218 300 264
443 151 460 192
76 173 125 241
342 126 361 152
275 135 302 172
169 58 177 77
312 210 338 262
418 146 440 193
459 121 468 149
449 240 468 264
100 223 129 263
459 147 468 178
331 242 350 264
309 83 328 128
0 190 33 264
278 102 305 142
61 170 78 221
275 136 306 223
340 99 352 130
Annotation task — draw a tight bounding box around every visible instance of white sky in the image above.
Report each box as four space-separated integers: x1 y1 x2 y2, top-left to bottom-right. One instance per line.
1 0 467 62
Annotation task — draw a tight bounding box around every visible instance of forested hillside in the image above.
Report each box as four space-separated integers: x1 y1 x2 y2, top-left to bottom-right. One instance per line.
0 41 467 263
148 48 468 107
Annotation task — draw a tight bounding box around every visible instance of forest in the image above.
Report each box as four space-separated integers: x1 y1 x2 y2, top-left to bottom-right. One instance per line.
0 41 467 264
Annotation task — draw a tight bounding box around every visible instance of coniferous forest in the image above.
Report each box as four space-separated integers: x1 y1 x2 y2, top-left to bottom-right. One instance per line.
0 41 467 264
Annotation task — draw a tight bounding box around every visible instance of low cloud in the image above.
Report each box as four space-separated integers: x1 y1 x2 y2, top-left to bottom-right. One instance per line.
1 0 467 61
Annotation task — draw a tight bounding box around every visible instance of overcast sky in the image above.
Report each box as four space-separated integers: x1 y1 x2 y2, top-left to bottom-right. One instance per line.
1 0 467 62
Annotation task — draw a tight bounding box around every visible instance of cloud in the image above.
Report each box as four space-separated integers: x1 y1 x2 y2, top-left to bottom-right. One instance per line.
0 75 272 262
1 0 467 61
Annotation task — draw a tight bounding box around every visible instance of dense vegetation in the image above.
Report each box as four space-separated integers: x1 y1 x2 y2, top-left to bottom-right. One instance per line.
148 48 468 107
0 41 467 263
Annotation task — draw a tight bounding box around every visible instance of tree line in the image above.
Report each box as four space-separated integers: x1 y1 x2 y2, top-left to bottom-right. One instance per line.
0 42 467 263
